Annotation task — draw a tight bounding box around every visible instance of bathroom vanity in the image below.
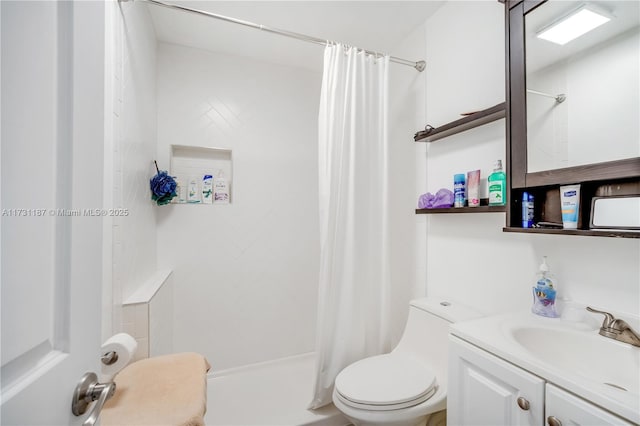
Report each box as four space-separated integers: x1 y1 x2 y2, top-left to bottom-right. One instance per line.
447 313 640 425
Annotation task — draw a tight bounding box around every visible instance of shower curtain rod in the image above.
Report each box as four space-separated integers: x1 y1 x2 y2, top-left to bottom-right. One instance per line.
124 0 427 72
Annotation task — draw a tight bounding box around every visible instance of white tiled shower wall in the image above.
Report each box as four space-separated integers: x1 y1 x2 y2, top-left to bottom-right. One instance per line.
104 0 158 340
122 270 174 360
155 44 322 370
419 2 639 316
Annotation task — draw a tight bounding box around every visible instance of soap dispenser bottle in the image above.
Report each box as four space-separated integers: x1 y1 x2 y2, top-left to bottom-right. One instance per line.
532 256 559 318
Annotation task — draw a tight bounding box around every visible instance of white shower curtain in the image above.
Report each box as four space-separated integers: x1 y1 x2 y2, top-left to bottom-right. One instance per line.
309 44 392 409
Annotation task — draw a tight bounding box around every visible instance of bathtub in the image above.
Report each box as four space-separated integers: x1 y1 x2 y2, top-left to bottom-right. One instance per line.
205 352 349 426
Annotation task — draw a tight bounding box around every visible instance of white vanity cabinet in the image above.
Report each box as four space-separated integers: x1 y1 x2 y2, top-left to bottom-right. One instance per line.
448 335 637 426
448 336 545 426
545 384 635 426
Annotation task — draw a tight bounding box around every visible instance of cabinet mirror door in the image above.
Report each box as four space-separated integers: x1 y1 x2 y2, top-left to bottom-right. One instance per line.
525 0 639 174
508 0 640 188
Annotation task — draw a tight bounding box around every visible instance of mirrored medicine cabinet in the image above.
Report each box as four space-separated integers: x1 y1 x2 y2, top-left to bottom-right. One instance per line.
504 0 640 237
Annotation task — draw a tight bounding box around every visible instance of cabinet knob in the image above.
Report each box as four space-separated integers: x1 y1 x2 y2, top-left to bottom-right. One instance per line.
516 397 530 410
547 416 562 426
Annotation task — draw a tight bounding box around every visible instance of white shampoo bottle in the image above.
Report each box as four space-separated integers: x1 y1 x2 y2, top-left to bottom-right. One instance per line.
202 174 213 204
214 171 229 204
187 176 200 203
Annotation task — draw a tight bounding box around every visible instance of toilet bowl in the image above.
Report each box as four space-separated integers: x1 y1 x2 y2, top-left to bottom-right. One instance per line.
332 298 482 426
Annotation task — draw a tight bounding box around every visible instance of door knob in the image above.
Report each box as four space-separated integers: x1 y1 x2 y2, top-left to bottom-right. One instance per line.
516 396 530 410
71 372 116 426
547 416 562 426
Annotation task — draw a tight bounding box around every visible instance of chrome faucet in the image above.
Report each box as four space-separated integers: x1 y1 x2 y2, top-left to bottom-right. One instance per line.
587 307 640 348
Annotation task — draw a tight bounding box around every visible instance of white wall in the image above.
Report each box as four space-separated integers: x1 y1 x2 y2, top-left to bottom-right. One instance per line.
104 0 158 340
387 23 430 343
156 43 322 370
421 2 640 317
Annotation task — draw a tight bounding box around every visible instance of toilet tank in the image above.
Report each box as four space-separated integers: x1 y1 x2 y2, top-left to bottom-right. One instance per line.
392 298 483 385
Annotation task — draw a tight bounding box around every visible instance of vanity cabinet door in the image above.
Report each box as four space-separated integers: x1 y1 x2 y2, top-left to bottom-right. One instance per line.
545 384 634 426
448 336 545 426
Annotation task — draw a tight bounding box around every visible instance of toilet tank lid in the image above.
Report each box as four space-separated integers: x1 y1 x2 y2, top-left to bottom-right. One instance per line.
409 298 483 323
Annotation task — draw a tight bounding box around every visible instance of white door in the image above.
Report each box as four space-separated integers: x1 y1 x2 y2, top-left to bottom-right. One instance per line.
1 1 106 424
545 384 634 426
448 336 545 426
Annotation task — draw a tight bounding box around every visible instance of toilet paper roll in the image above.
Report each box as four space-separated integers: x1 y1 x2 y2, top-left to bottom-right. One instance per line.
101 332 138 381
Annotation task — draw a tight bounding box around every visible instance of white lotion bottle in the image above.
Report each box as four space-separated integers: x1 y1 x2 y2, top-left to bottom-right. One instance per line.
214 170 229 204
174 176 186 203
202 174 213 204
187 176 200 203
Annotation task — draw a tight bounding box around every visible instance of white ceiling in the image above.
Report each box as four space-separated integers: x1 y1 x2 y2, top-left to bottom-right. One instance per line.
147 1 444 72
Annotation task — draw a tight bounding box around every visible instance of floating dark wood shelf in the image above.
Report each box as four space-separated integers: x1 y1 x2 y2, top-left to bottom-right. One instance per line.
416 205 506 214
416 199 506 214
502 227 640 239
414 102 506 142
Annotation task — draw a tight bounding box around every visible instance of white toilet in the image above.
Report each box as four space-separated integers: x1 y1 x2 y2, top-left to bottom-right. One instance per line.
332 298 482 426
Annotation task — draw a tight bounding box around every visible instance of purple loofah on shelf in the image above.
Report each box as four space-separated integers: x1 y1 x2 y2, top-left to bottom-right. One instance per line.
418 188 454 209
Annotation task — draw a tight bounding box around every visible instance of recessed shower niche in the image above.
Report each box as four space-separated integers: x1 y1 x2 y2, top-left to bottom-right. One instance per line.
170 144 233 204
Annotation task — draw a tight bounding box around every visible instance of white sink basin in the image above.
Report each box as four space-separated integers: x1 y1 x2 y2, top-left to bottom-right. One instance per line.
450 311 640 424
511 326 640 395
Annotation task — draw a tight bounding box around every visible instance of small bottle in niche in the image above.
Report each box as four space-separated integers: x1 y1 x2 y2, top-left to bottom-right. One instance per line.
214 170 229 204
202 174 213 204
173 176 186 204
488 160 506 206
454 174 466 208
187 176 200 203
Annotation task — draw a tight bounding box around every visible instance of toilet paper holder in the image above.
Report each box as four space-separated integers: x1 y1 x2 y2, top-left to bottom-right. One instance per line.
101 351 118 365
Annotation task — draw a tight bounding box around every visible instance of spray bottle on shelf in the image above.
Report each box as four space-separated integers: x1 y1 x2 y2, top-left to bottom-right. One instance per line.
454 174 466 208
522 191 534 228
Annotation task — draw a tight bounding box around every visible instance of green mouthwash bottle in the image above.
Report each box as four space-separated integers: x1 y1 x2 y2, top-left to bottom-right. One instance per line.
488 160 506 206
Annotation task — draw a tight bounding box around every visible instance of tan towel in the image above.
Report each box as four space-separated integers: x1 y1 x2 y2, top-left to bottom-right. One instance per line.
102 352 211 426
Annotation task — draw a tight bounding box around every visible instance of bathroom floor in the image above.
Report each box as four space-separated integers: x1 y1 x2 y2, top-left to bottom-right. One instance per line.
205 353 348 426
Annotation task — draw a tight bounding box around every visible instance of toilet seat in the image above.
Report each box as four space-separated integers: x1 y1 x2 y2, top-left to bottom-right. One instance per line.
334 353 438 411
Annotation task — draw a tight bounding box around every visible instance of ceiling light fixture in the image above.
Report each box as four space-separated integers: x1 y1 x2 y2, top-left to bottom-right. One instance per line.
537 5 611 45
